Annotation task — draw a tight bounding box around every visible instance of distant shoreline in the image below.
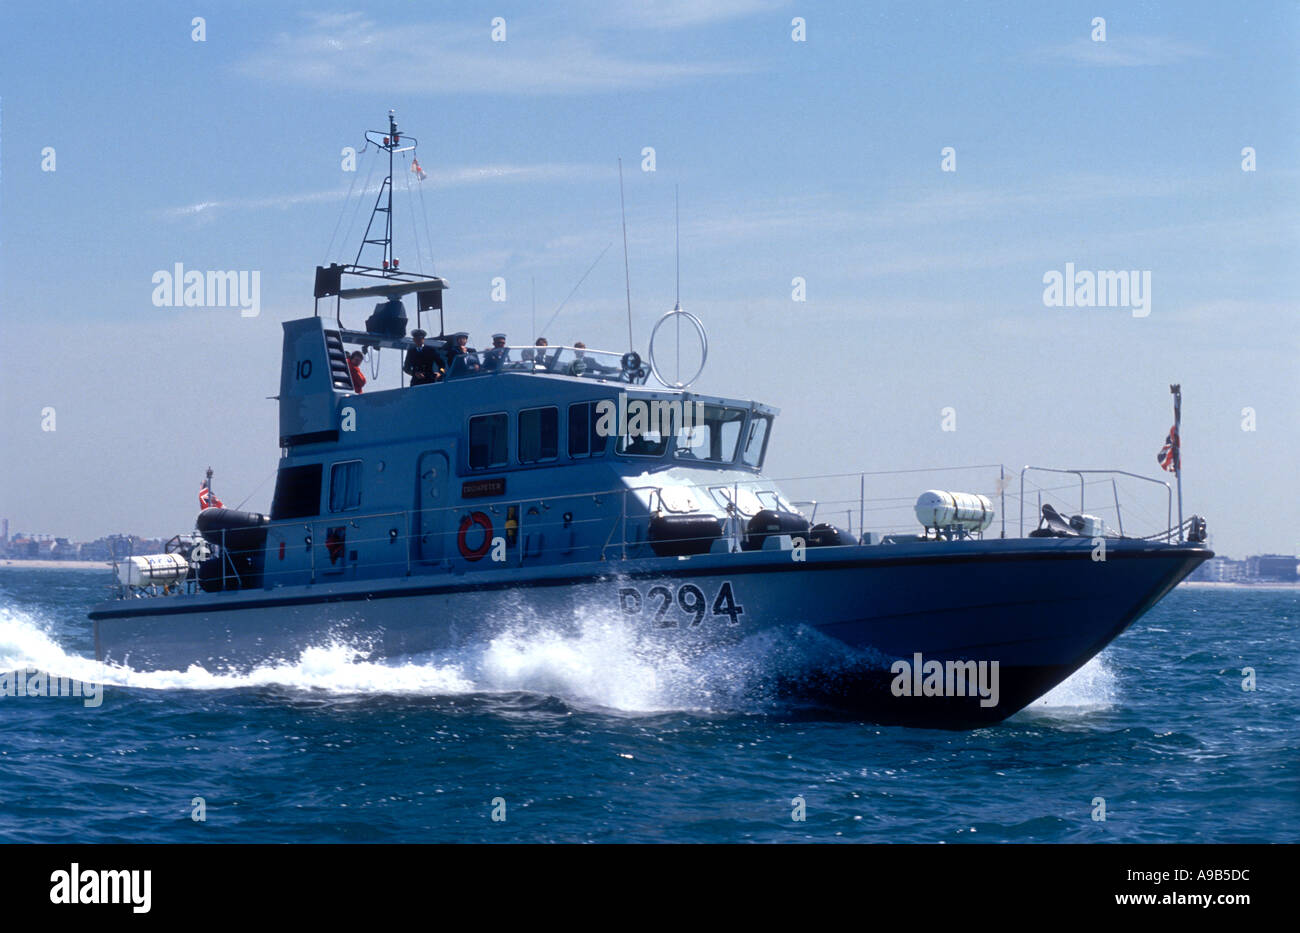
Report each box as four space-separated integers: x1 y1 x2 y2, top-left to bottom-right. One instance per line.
0 559 112 571
0 558 1294 589
0 557 1295 585
1180 580 1299 589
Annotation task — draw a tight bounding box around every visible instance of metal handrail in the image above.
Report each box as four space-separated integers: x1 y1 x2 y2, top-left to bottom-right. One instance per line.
135 466 1024 572
115 462 1197 599
1019 466 1172 541
432 344 647 383
177 470 1150 555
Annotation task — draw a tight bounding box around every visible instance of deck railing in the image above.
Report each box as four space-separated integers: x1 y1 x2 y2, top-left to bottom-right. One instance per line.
109 462 1190 598
1018 466 1173 542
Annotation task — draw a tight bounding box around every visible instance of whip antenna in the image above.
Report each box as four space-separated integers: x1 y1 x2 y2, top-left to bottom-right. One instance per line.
675 184 681 382
619 158 634 352
539 243 612 338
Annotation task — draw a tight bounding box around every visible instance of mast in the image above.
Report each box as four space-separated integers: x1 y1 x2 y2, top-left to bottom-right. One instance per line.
355 110 401 272
313 111 447 331
1171 384 1183 540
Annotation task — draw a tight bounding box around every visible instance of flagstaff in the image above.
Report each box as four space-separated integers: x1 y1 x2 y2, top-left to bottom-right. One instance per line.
1172 384 1183 540
1156 385 1184 540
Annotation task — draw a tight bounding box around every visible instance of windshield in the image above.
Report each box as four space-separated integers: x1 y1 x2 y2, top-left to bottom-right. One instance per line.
741 414 771 468
674 405 746 463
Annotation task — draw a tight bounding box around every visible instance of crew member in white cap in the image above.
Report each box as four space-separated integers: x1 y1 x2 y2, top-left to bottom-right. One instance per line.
482 333 510 371
446 331 480 376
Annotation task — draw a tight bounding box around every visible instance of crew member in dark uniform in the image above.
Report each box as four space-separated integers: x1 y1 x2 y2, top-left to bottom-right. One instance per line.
482 333 510 371
568 340 599 375
525 336 553 370
446 332 480 377
403 329 442 386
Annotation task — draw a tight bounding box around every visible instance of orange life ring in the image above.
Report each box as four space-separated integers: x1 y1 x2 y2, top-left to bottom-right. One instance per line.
457 511 493 561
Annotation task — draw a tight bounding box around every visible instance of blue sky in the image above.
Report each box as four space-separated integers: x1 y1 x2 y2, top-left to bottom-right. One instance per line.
1 0 1297 555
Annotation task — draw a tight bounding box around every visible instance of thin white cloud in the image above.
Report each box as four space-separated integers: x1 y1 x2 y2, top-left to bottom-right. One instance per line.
677 173 1210 244
235 14 752 95
603 0 788 30
159 163 607 218
1031 36 1211 67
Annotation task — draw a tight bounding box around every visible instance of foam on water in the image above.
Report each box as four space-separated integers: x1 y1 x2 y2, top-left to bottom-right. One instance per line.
0 602 792 713
1 600 1121 716
1025 655 1117 710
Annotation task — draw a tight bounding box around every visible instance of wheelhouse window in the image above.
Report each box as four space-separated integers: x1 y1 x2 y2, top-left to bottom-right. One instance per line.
518 406 559 464
468 413 508 469
674 405 746 463
568 402 608 459
328 460 363 512
616 428 669 457
741 414 771 468
270 463 323 519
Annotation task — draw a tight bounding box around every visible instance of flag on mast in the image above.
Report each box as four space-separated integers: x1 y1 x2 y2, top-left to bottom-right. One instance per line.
411 157 427 181
199 468 224 511
1157 425 1180 472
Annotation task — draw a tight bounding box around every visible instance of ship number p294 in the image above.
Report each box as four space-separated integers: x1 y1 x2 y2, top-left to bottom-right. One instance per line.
618 581 744 627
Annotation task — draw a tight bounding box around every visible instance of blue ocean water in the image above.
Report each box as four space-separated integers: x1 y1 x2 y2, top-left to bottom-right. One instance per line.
0 566 1295 843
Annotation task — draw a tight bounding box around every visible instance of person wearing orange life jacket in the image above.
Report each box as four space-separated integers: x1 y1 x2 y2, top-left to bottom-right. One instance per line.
348 350 366 393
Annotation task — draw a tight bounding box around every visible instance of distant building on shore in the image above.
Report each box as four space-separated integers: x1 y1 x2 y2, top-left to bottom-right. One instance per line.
4 535 40 559
1188 553 1297 583
0 526 166 562
1246 554 1299 582
79 540 112 561
50 538 80 560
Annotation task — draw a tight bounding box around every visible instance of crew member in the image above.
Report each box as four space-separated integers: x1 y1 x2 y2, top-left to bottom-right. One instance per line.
348 350 367 393
527 336 553 370
446 332 480 377
482 333 510 371
568 341 589 376
403 329 442 386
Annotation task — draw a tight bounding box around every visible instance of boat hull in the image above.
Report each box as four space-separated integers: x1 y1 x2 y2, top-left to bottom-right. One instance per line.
90 538 1210 726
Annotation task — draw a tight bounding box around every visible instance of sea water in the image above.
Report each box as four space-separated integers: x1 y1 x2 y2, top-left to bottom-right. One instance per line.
0 567 1294 843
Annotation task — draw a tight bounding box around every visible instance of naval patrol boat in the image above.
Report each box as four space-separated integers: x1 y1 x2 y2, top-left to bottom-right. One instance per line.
90 113 1212 726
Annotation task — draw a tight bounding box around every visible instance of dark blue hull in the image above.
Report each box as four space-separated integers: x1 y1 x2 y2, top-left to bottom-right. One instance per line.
91 537 1211 726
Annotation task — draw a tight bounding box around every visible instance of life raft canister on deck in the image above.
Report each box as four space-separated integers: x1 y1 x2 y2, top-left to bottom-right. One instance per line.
648 514 723 557
741 509 810 551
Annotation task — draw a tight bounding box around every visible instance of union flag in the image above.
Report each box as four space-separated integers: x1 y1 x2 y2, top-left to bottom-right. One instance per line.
199 479 224 511
1157 425 1180 473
